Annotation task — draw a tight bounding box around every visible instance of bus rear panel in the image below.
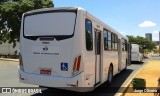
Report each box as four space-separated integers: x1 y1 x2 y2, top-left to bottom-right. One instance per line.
19 7 88 92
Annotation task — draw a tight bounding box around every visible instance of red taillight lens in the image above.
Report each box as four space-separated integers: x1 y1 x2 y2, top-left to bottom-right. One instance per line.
73 55 81 75
77 56 81 71
73 58 77 71
19 53 24 71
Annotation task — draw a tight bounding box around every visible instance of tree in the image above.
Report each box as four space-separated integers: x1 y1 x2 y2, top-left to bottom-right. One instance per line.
0 0 7 4
127 35 156 52
0 0 54 47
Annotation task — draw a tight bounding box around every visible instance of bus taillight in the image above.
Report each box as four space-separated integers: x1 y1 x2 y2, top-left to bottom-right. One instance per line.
73 55 81 75
73 58 77 71
77 56 81 71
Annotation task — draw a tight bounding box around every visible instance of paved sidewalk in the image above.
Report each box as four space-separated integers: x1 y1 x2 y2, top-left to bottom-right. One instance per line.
124 59 160 96
0 58 19 62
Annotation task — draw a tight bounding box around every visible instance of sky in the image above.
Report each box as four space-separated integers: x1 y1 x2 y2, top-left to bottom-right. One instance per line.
52 0 160 41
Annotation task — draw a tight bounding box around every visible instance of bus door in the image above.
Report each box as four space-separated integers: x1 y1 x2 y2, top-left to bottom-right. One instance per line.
94 28 101 85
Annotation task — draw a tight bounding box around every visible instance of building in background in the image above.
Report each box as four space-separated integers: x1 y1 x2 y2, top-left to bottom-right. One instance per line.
145 33 152 41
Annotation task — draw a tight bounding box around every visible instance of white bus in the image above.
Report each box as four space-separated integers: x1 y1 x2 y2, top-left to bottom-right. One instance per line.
19 7 129 92
131 44 143 62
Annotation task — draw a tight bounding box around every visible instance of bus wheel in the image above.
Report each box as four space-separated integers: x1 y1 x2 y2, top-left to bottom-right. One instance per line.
107 65 113 85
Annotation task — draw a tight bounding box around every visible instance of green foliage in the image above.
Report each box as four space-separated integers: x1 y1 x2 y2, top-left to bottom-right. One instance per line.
127 35 156 52
0 0 7 4
0 0 54 47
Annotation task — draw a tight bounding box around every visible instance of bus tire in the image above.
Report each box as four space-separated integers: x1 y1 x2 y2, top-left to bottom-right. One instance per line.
107 65 113 85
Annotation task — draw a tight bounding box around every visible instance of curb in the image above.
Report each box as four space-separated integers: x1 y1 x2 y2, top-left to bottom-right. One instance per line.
115 61 148 96
0 58 19 62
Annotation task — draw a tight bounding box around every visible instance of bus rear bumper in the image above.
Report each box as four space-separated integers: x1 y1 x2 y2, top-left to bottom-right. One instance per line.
19 68 92 92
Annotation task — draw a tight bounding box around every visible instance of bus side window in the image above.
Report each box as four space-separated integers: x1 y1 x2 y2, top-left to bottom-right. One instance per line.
103 29 108 50
108 31 112 51
112 33 115 51
122 39 125 51
85 18 93 51
115 35 118 51
122 39 128 51
125 40 128 51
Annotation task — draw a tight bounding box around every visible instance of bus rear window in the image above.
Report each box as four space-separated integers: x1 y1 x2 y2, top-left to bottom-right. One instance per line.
24 12 76 36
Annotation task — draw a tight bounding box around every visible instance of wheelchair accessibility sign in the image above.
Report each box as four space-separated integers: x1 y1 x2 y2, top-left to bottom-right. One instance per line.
61 63 68 71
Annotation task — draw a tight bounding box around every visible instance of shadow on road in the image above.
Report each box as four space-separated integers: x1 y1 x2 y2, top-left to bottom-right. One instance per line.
131 61 144 65
31 69 134 96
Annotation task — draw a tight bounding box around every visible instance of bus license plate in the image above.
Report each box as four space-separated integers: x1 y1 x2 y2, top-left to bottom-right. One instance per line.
40 69 51 75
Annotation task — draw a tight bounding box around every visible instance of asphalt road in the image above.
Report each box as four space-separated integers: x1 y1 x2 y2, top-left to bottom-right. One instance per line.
0 60 146 96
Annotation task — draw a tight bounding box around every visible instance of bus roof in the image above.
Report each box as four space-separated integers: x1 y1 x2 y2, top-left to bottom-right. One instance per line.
24 7 85 14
